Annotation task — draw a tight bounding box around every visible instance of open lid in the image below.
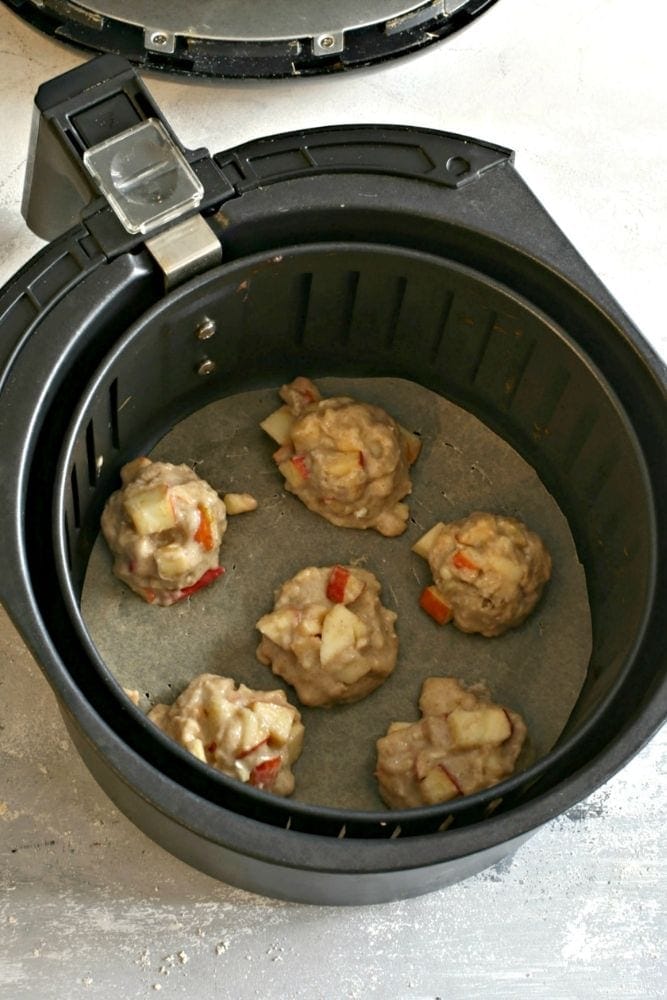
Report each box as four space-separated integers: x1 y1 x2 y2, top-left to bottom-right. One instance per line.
4 0 500 78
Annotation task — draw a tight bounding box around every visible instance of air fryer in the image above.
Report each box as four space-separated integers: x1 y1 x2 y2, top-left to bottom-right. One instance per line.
0 56 664 905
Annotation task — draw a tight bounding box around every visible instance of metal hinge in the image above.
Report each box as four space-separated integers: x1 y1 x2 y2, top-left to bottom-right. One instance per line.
145 214 222 288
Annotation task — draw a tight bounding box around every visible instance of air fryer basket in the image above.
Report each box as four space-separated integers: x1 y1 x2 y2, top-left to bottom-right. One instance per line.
0 57 665 904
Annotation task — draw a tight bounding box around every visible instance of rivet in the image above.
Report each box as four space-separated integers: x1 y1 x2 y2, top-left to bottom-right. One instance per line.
197 359 217 376
195 317 216 341
151 32 168 46
318 34 336 49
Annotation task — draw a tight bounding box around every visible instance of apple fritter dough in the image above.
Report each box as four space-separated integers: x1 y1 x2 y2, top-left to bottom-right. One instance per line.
376 677 527 808
256 565 398 707
148 674 304 796
414 511 552 636
101 457 227 606
260 376 421 536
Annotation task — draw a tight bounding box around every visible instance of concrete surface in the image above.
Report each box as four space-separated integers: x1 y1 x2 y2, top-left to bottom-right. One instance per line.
0 1 665 997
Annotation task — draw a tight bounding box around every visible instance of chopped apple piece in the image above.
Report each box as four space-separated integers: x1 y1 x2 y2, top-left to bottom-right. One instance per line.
249 756 282 788
412 522 446 559
337 659 370 685
237 706 265 754
256 607 300 648
419 676 466 716
124 688 140 706
447 706 512 750
235 737 269 760
325 450 365 478
260 405 296 445
124 484 177 534
320 603 359 667
223 492 258 515
279 376 321 413
375 502 410 536
295 604 328 636
278 454 309 489
351 614 368 644
399 425 422 465
420 765 461 804
120 456 152 485
250 701 294 747
419 585 453 625
207 695 231 730
486 553 525 584
189 738 207 763
154 543 193 580
326 565 366 605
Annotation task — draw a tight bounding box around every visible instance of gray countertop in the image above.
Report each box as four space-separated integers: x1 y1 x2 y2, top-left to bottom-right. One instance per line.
0 1 665 997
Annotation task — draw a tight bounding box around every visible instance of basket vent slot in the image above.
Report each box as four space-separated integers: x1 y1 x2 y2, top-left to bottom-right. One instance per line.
470 309 498 384
109 378 120 450
63 514 72 570
384 275 407 350
293 272 312 347
339 270 360 346
70 465 81 529
85 420 97 487
429 289 454 363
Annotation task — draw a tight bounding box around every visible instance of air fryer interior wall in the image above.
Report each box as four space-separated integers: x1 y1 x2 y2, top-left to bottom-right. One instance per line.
54 241 651 829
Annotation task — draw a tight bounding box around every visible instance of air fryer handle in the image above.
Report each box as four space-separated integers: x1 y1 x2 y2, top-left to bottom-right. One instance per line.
21 55 207 241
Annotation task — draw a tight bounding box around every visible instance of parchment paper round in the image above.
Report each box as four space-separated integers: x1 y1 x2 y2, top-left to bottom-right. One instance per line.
82 377 591 810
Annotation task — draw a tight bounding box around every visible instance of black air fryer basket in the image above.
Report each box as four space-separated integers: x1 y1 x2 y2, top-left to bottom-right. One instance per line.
0 57 665 905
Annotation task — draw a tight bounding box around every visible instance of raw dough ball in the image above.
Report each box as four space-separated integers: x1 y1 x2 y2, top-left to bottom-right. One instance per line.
376 677 527 809
414 512 551 636
101 458 227 606
256 565 398 707
261 377 421 536
148 674 304 796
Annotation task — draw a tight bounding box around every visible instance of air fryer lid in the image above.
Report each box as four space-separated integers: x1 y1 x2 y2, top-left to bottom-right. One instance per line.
0 55 665 903
1 0 500 77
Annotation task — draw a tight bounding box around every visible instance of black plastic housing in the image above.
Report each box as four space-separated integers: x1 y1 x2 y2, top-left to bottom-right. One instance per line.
0 61 665 904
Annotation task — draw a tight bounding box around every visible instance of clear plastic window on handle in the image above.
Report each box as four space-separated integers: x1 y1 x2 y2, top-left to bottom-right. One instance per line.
83 118 204 235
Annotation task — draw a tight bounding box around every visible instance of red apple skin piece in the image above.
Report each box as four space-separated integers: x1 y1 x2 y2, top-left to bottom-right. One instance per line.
235 738 270 760
325 565 366 604
326 565 350 603
177 566 224 599
249 756 281 788
439 763 463 795
194 503 215 550
452 550 480 572
291 454 309 479
419 585 453 625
